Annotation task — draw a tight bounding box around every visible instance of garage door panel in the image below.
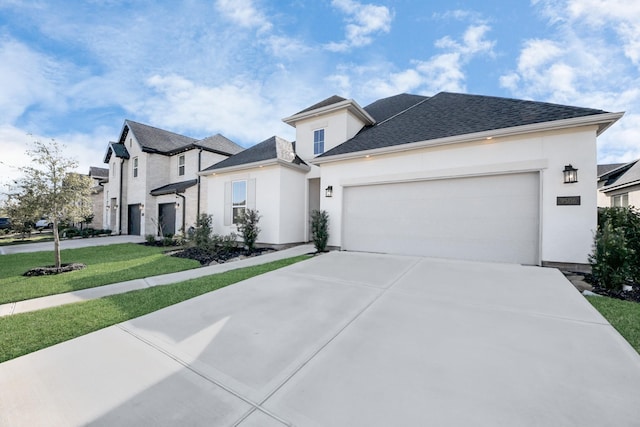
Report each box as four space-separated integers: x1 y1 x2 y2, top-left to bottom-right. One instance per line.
342 173 539 264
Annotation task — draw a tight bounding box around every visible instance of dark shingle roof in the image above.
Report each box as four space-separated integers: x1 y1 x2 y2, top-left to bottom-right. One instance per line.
104 142 130 163
122 120 242 156
196 134 244 155
203 136 305 171
294 95 347 116
89 166 109 179
150 179 198 196
319 92 611 157
601 160 640 190
597 163 627 177
363 93 428 122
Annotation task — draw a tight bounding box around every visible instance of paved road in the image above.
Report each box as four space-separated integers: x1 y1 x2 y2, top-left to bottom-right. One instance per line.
1 252 639 426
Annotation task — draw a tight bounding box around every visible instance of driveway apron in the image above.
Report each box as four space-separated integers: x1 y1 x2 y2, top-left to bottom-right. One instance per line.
1 252 639 426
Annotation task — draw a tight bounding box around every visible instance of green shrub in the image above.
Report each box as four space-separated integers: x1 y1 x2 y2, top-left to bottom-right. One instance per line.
597 206 640 282
191 214 215 250
236 209 261 251
311 209 330 252
589 219 635 290
145 234 156 244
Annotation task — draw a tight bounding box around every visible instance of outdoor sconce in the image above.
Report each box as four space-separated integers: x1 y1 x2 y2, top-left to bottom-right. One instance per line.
175 203 180 208
140 203 144 209
105 205 110 211
563 164 578 184
113 205 118 210
325 185 333 197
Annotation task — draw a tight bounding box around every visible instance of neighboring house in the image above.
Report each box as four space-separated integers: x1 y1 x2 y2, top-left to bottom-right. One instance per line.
597 160 640 207
201 92 622 267
103 120 243 236
88 166 109 229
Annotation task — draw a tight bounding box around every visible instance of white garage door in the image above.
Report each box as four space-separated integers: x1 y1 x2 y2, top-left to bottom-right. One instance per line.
342 173 540 264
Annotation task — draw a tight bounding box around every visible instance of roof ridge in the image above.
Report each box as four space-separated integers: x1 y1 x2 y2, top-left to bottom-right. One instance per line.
125 119 197 141
375 96 432 127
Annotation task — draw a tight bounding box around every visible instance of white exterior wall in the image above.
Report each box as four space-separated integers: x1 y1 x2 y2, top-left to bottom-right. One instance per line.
604 185 640 208
205 165 307 245
597 181 610 207
318 126 599 264
294 110 366 161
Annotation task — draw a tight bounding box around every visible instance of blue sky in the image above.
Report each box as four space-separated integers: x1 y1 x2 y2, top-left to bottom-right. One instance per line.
1 0 639 188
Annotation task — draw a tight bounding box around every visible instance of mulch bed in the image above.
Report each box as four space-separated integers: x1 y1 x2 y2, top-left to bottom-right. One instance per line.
581 273 640 303
170 246 276 266
24 263 87 277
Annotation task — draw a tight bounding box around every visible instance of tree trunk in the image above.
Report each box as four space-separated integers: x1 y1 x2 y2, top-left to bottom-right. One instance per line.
53 219 61 269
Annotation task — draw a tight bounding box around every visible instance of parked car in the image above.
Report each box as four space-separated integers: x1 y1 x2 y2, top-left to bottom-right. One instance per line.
0 217 11 230
35 218 52 229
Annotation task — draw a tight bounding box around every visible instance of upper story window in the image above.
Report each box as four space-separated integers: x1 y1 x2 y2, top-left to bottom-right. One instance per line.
313 129 325 155
178 155 185 176
612 193 629 207
232 180 247 224
133 157 138 178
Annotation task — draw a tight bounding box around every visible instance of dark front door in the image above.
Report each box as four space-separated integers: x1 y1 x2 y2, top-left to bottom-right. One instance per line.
127 204 141 235
158 203 176 237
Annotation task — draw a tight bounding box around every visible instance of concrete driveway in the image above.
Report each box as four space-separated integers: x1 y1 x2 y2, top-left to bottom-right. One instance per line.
1 251 639 426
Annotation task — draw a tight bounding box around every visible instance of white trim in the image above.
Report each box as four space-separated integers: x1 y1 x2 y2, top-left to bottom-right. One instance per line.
282 98 375 127
199 158 310 176
602 179 640 192
312 112 624 165
339 159 548 187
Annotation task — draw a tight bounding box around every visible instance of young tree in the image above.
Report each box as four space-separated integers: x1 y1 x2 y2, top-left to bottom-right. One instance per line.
11 139 93 268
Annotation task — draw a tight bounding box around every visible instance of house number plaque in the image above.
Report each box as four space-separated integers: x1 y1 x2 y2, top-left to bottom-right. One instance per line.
557 196 581 206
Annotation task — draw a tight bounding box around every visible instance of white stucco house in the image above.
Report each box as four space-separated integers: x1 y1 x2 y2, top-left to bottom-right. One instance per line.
102 120 243 236
201 92 622 267
597 160 640 208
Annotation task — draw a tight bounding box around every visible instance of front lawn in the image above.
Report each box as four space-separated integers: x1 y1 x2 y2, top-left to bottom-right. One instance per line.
0 243 200 304
588 296 640 354
0 255 308 363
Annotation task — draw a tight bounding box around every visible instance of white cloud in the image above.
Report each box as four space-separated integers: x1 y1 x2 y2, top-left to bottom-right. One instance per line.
142 74 294 145
501 0 640 161
0 38 62 124
215 0 272 32
346 23 495 99
325 0 393 52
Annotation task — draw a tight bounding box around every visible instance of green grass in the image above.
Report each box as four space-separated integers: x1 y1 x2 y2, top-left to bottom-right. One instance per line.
587 296 640 354
0 255 308 363
0 243 200 304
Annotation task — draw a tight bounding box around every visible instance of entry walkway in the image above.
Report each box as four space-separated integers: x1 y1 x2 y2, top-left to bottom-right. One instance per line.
0 244 314 316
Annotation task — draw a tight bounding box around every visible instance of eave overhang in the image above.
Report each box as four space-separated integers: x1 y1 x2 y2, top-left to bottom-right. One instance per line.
312 112 624 165
282 99 376 127
200 158 310 176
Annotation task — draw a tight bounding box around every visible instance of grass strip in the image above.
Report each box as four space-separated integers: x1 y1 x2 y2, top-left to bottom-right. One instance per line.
587 295 640 354
0 255 308 363
0 243 200 304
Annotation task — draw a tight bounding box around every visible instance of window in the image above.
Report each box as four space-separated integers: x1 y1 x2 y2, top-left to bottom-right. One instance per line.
178 155 185 176
612 193 629 207
133 157 138 178
314 129 325 155
232 180 247 224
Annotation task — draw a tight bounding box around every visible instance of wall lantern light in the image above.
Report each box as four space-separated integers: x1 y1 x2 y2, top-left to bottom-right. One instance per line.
140 203 144 209
105 205 110 211
325 185 333 197
563 164 578 184
113 204 118 210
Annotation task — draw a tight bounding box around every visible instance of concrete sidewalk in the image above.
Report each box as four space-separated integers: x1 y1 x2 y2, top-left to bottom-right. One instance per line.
1 251 639 426
0 234 146 255
0 244 314 316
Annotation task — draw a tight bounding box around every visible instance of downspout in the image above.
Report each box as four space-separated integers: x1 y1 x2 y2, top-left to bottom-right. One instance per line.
176 191 186 234
197 148 202 218
119 158 124 235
